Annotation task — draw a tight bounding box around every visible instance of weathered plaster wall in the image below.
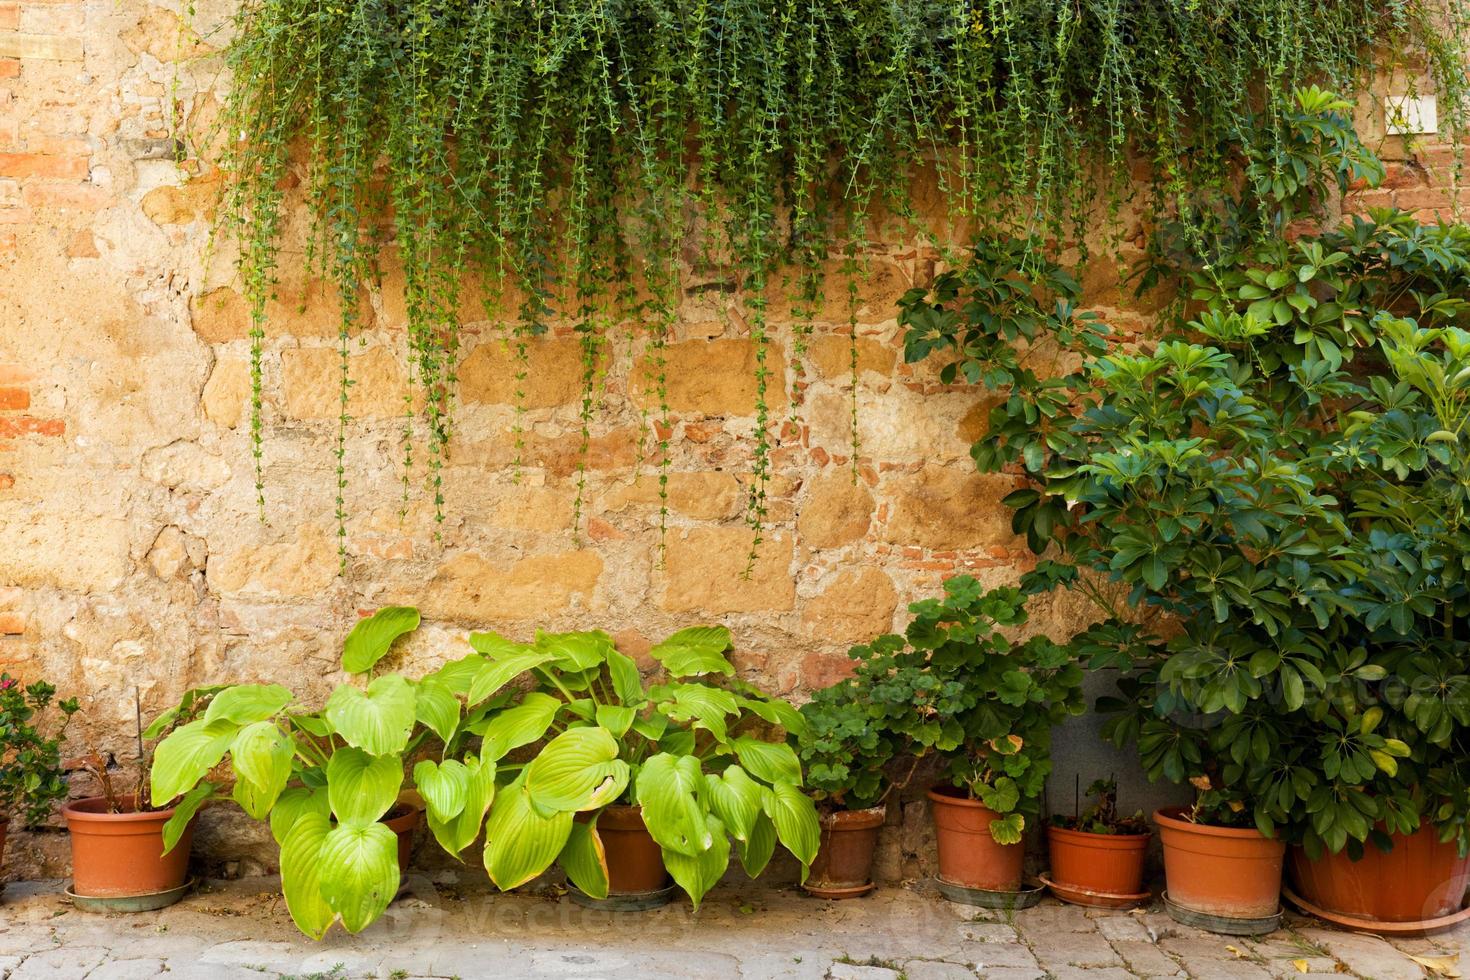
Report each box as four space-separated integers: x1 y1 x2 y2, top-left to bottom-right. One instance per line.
0 0 1465 882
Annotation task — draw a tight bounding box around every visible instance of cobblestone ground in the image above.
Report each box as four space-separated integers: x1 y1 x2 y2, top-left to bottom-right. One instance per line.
0 877 1463 980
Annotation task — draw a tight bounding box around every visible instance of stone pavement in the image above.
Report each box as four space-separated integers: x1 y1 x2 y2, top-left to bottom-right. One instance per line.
0 876 1463 980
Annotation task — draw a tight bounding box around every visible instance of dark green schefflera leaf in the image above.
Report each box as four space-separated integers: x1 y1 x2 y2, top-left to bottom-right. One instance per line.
341 606 421 674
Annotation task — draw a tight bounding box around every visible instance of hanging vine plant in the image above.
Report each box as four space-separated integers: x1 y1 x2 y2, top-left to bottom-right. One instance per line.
214 0 1468 561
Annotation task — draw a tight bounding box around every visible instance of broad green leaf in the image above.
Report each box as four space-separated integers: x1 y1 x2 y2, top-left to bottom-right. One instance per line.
326 747 402 825
648 627 735 678
142 685 228 739
605 648 645 704
738 811 777 878
270 786 330 843
651 683 740 743
559 816 610 900
341 606 420 674
318 821 400 933
413 758 469 821
414 678 460 744
636 752 712 856
474 692 560 762
731 737 802 786
426 654 489 695
279 811 334 939
989 812 1025 845
595 704 636 738
663 814 730 909
161 781 214 854
761 782 820 876
467 651 557 706
705 765 763 841
468 631 535 659
524 727 630 815
203 684 293 727
535 630 614 671
151 717 240 803
427 754 495 856
230 721 293 818
483 774 574 890
738 696 807 737
324 675 416 756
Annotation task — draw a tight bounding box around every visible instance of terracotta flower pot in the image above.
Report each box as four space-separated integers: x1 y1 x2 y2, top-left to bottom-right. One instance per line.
383 803 421 874
1288 825 1470 924
596 805 669 895
62 797 194 898
928 785 1024 892
1046 824 1150 906
1155 806 1283 919
805 805 885 899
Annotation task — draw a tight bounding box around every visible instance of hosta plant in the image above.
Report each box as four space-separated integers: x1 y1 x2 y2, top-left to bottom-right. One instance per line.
838 578 1084 844
424 626 818 908
150 606 431 937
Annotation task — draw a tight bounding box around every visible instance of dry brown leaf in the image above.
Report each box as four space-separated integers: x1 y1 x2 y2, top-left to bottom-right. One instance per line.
1408 952 1462 978
1292 958 1310 973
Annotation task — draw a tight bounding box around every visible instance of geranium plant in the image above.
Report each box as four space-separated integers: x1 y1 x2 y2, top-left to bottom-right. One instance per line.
0 675 78 828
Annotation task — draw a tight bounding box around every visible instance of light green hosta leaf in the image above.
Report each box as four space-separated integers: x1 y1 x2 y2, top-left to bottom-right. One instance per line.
318 821 400 933
605 648 645 705
761 782 820 877
279 811 334 939
203 684 293 726
738 812 777 878
595 704 636 738
341 606 420 674
559 816 610 900
636 752 712 856
414 678 460 744
468 631 535 659
731 737 802 787
326 747 402 825
427 754 495 857
143 685 228 740
230 721 293 819
483 774 574 890
664 814 730 910
414 759 469 821
535 630 614 671
648 627 734 678
426 654 489 695
151 717 240 804
270 786 330 844
737 696 807 737
705 765 763 842
324 675 416 756
651 683 740 743
161 781 214 854
467 651 557 706
524 727 629 815
474 692 560 762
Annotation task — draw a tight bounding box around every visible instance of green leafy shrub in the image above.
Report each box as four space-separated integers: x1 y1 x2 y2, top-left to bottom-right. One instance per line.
0 675 78 827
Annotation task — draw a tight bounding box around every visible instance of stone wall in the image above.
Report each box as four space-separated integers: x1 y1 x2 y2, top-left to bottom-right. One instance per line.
1 0 1466 881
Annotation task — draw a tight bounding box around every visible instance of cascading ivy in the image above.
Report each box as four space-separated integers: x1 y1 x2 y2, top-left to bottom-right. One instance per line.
214 0 1467 558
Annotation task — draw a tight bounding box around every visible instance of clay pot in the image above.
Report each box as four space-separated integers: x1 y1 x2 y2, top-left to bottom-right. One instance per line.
595 805 669 894
805 805 885 899
383 803 421 874
1155 806 1284 919
63 797 194 898
1046 824 1150 906
1288 825 1470 924
928 785 1024 892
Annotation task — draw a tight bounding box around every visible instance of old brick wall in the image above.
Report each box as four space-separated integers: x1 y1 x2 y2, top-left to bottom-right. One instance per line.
1 1 1465 880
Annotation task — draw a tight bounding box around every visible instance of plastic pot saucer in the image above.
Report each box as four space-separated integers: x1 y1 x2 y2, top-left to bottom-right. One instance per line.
1283 885 1470 937
1038 873 1150 910
934 876 1045 910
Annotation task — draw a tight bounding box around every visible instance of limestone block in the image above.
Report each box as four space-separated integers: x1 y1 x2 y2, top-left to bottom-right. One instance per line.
658 528 794 613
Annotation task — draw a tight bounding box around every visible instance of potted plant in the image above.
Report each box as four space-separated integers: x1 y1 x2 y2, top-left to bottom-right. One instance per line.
793 684 905 899
831 579 1083 900
1044 778 1150 908
150 606 428 937
422 625 819 910
0 675 77 877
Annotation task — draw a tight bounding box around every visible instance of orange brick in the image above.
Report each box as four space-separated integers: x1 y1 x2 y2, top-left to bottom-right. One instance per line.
0 365 33 383
0 415 62 437
0 58 17 78
1395 188 1455 211
21 182 107 210
25 135 87 156
0 152 86 179
0 612 25 634
0 5 16 31
0 473 11 489
0 386 26 409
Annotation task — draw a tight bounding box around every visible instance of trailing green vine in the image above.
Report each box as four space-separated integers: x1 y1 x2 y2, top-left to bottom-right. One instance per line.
215 0 1468 545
